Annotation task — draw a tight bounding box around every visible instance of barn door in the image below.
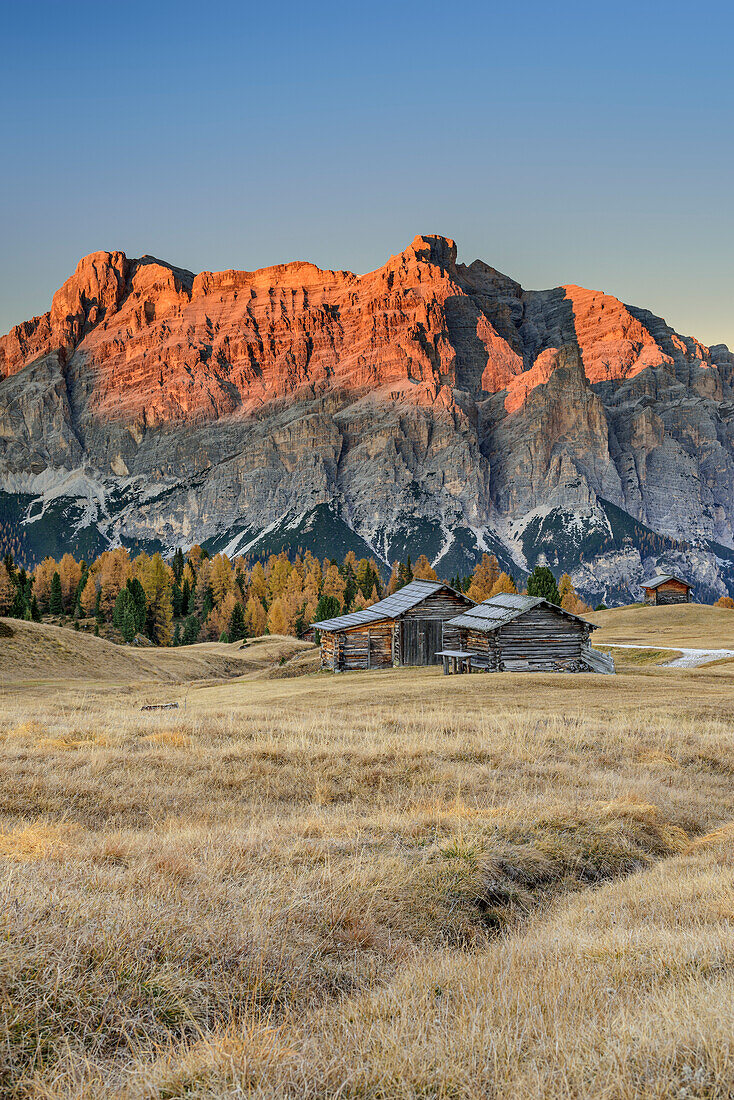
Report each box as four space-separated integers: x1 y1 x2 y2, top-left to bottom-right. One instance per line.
401 621 418 665
400 620 442 665
424 620 442 664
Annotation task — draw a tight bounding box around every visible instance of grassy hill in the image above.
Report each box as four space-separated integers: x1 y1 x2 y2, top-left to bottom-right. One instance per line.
589 601 734 649
0 617 317 687
2 649 734 1095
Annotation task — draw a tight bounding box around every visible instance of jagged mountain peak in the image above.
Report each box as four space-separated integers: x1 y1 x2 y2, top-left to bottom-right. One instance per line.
1 237 733 601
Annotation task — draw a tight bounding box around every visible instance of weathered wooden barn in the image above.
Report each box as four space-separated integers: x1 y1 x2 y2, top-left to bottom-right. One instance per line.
446 593 613 673
316 580 475 671
641 573 692 605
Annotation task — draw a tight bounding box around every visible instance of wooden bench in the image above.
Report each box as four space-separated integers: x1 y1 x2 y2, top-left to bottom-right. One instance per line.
435 649 474 675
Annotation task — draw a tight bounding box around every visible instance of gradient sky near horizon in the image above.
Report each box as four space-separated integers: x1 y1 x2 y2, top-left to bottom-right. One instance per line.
2 0 732 347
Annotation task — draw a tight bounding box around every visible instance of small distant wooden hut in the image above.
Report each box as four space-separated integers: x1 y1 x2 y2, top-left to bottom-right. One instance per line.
316 580 474 671
641 573 692 606
446 593 612 673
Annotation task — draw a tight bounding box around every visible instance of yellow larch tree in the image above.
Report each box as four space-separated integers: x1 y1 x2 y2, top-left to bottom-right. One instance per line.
181 561 196 591
386 562 401 595
33 557 58 611
352 590 369 611
248 562 267 604
99 547 132 617
558 573 575 601
489 572 517 597
80 573 99 616
303 552 322 595
266 596 291 636
0 562 13 614
194 558 213 616
557 572 591 615
412 554 438 581
322 563 346 608
267 555 292 602
245 595 267 638
209 554 233 606
467 554 501 602
142 553 173 645
207 589 238 639
58 553 82 613
187 545 206 571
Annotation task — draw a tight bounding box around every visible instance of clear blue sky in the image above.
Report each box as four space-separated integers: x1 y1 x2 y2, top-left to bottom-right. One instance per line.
2 0 732 348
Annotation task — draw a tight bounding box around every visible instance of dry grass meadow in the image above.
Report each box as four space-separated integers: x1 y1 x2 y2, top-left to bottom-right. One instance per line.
590 601 734 649
2 608 734 1097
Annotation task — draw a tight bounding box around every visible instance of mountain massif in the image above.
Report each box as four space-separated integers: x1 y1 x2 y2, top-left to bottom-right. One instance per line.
1 234 733 603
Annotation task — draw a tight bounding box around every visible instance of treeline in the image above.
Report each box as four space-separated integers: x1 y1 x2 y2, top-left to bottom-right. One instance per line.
588 523 690 563
0 546 390 646
0 545 594 646
0 517 32 570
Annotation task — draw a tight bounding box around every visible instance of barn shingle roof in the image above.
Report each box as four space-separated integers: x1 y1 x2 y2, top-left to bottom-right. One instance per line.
642 573 692 590
314 580 469 632
447 593 597 633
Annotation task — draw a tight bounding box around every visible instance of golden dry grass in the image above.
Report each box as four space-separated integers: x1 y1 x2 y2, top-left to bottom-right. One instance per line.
590 601 734 649
595 645 683 670
0 617 315 687
2 622 734 1096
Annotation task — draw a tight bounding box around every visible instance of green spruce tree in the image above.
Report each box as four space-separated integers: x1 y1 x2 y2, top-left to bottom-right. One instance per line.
229 601 246 641
182 614 201 645
10 587 28 619
120 606 137 643
341 562 357 609
74 572 87 617
397 557 413 589
172 548 184 583
113 588 135 632
526 565 561 605
126 578 147 633
49 571 63 614
314 594 340 622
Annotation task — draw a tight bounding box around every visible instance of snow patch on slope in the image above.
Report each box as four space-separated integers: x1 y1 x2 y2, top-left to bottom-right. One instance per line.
432 523 455 568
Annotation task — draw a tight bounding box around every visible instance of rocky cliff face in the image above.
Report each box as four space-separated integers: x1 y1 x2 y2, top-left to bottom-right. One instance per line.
2 235 733 602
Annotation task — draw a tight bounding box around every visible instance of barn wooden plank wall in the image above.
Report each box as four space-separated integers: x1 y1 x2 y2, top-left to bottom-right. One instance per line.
498 607 586 666
441 624 462 651
459 607 590 672
342 623 393 670
319 588 473 671
320 630 337 671
645 580 691 605
400 592 469 620
655 590 689 605
462 629 493 670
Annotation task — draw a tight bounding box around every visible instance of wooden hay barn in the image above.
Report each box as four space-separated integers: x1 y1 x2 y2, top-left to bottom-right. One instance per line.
641 573 692 606
316 580 475 671
446 593 614 673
